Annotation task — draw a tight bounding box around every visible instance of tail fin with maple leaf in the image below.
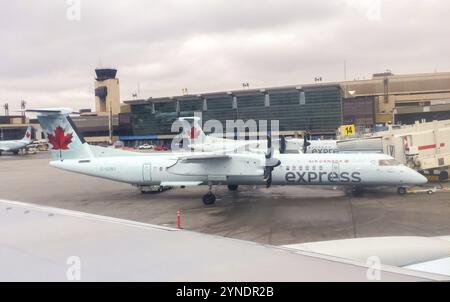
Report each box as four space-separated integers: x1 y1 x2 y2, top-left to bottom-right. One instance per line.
20 126 33 143
178 116 207 146
28 108 93 160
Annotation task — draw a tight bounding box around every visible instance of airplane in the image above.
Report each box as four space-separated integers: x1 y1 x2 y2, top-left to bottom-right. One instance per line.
177 117 265 152
0 126 33 156
178 117 338 154
29 108 427 205
283 136 338 154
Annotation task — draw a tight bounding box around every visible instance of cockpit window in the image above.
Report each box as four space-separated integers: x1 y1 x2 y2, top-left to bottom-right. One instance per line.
378 159 401 166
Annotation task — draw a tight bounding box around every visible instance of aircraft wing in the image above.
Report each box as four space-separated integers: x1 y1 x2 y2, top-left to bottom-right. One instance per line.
177 153 231 162
283 236 450 278
1 199 447 281
189 140 265 153
167 152 264 179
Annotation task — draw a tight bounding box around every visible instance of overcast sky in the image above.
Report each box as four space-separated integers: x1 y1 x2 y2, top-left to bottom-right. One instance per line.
1 0 450 111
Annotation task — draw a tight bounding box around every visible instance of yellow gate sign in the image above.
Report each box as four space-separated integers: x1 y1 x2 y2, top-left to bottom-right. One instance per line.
340 124 356 137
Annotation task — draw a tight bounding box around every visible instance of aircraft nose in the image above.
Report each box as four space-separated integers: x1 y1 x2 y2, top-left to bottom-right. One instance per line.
418 173 428 185
411 171 428 185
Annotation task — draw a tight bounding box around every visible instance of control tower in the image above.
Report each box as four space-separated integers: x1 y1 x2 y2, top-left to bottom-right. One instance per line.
94 68 121 115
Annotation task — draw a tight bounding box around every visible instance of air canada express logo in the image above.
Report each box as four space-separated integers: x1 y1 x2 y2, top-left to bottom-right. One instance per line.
285 171 362 183
47 126 73 150
25 131 31 138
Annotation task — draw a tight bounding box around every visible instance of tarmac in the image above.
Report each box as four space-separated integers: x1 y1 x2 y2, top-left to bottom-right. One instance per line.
1 151 450 245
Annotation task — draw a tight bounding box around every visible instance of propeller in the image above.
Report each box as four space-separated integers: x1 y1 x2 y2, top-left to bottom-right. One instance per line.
264 134 281 188
279 135 286 154
303 132 311 154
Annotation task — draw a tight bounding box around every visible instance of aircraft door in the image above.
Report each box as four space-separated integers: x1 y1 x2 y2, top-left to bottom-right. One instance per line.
142 164 152 183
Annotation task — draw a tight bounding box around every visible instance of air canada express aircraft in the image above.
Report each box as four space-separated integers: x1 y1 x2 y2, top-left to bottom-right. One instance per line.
0 126 32 155
178 116 338 154
29 108 427 205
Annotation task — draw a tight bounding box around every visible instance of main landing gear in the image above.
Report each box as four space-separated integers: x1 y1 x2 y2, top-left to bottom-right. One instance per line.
397 187 407 195
227 184 239 191
351 186 364 196
202 184 216 205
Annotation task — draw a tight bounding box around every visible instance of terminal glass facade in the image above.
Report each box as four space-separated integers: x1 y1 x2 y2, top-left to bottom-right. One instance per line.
122 85 342 142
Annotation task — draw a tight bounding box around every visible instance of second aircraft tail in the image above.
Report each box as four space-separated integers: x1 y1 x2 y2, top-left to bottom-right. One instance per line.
27 108 93 160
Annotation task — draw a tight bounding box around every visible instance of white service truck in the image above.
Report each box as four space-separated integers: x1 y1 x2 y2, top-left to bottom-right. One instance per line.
338 119 450 181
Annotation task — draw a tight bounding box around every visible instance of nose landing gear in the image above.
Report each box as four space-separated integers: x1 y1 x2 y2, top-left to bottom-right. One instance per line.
202 184 216 205
202 192 216 205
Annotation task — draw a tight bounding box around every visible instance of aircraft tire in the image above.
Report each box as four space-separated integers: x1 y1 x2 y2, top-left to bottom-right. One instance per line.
227 184 239 191
202 193 216 205
351 186 364 196
397 187 407 195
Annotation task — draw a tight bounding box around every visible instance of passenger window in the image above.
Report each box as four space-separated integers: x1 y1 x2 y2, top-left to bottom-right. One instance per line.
292 166 296 171
312 166 316 171
286 166 290 171
299 166 303 171
159 167 163 171
306 166 309 171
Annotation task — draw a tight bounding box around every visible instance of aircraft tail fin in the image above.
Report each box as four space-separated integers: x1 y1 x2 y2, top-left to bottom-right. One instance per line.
26 108 93 160
21 125 33 142
178 116 207 145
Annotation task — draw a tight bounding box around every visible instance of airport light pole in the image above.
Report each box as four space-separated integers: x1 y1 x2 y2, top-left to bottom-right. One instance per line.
3 103 8 116
20 100 26 124
108 101 113 145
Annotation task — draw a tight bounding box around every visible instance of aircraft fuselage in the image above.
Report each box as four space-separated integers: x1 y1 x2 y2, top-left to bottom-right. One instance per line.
50 153 426 188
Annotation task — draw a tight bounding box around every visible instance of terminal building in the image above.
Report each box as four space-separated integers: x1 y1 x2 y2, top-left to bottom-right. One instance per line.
121 71 450 147
342 71 450 127
1 69 450 147
0 115 36 141
120 83 342 146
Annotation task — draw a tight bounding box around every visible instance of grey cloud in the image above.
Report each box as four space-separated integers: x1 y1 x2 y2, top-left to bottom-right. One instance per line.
1 0 450 110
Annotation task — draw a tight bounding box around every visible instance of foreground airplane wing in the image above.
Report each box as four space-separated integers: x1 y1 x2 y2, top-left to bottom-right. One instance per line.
0 199 447 282
284 237 450 277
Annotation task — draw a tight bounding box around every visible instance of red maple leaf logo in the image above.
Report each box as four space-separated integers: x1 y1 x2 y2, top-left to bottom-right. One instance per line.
185 127 200 139
25 131 31 138
47 126 73 150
